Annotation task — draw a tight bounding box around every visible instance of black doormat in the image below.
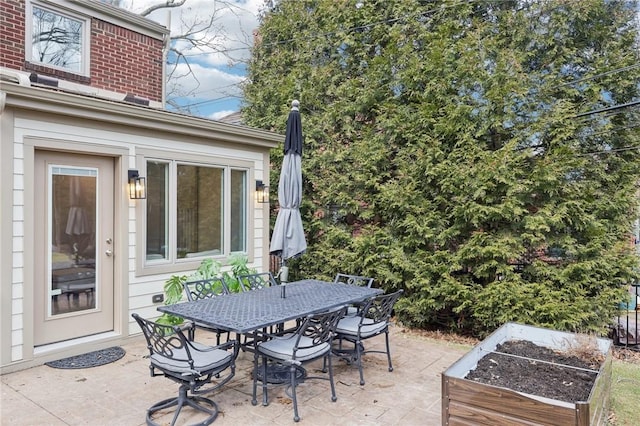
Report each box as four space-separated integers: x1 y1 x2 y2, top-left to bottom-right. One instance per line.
45 346 125 369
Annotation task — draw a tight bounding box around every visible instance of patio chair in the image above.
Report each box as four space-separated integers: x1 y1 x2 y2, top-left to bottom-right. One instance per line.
333 273 375 315
235 272 278 350
332 290 403 385
183 277 230 343
132 313 238 426
251 306 347 422
333 273 375 288
237 272 277 291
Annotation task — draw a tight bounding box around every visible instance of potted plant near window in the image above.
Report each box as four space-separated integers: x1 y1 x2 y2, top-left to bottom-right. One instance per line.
222 253 256 292
156 255 257 326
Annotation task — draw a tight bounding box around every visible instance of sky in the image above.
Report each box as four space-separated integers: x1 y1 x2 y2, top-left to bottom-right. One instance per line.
123 0 264 120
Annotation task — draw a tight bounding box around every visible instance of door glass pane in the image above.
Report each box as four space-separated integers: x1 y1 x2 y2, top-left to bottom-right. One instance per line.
49 166 97 315
177 164 223 258
146 161 168 261
230 169 247 252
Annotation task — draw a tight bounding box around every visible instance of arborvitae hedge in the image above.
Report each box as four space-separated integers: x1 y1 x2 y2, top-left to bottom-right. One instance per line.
243 0 640 337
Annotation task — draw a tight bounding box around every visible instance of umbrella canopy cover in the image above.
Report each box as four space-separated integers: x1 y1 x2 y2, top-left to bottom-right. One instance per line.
65 176 90 236
270 100 307 260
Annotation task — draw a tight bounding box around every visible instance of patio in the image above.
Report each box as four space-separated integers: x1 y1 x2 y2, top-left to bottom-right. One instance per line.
1 324 468 425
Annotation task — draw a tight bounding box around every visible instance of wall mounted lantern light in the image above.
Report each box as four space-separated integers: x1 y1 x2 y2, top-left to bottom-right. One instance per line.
128 170 146 199
255 180 269 203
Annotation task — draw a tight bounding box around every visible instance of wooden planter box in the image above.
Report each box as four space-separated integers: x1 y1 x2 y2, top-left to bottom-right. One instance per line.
442 323 612 426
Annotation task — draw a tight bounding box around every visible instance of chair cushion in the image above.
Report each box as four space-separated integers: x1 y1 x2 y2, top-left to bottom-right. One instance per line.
151 341 232 375
257 334 330 362
346 306 359 316
335 315 387 338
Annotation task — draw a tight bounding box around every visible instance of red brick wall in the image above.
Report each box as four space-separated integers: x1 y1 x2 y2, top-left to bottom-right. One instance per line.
91 19 164 101
0 0 25 70
0 0 164 102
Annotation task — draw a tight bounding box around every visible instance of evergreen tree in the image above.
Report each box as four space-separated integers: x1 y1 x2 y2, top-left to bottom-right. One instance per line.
243 0 640 336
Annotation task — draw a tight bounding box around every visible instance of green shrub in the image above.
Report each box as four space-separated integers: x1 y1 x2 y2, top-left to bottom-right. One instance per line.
156 256 255 325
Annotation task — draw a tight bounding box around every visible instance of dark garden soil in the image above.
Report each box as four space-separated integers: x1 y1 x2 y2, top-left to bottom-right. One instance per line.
465 340 604 403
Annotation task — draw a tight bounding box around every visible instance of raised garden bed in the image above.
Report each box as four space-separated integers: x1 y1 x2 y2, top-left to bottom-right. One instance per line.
442 322 612 426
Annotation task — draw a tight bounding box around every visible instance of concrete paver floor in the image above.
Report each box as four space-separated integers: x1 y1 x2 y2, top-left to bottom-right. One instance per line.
1 325 469 425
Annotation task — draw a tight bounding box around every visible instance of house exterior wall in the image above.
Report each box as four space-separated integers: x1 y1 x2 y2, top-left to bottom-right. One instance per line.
90 19 164 102
0 0 166 102
0 0 24 70
0 83 279 373
0 0 281 373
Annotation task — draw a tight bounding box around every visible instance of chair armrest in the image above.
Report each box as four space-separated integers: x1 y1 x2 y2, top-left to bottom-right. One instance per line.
215 339 239 352
252 328 295 342
186 338 238 353
185 337 239 360
251 328 277 340
215 339 240 360
175 321 195 333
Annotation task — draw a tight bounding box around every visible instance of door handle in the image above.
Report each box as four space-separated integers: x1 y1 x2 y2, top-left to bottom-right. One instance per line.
105 249 113 257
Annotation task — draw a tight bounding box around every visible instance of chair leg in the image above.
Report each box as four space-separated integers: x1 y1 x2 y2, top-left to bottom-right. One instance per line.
290 363 300 422
385 330 394 372
147 384 218 426
147 396 179 424
327 353 337 402
251 352 259 406
355 338 365 386
261 355 269 406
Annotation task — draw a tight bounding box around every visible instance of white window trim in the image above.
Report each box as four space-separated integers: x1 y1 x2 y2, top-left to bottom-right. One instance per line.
135 151 256 277
26 0 91 77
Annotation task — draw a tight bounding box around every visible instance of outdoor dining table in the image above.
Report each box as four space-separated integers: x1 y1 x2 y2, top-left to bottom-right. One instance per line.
157 278 382 335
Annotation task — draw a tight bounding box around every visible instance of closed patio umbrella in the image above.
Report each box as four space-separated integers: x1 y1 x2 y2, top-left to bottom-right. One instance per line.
65 175 92 264
270 100 307 283
65 176 90 236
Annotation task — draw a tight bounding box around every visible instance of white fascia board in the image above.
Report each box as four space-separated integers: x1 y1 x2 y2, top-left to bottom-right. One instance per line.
41 0 169 40
2 83 281 149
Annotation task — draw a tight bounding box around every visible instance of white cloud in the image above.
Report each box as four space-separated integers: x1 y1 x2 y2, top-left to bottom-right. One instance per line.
120 0 261 114
209 109 238 120
128 0 261 64
168 62 245 100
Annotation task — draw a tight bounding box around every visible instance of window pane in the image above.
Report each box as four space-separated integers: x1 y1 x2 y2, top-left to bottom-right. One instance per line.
32 6 82 72
177 165 223 258
146 161 168 261
50 167 97 315
230 170 247 252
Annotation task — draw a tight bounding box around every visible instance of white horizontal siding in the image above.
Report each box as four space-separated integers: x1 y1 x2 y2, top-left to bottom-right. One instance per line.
6 112 271 366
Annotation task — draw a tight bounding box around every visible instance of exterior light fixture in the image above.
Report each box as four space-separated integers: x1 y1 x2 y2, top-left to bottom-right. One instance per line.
128 170 146 199
256 180 269 203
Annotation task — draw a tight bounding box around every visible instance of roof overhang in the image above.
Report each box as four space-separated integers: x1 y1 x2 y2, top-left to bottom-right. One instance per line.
45 0 170 40
1 82 281 149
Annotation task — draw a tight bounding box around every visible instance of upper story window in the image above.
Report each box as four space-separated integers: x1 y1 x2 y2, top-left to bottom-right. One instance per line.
27 1 90 75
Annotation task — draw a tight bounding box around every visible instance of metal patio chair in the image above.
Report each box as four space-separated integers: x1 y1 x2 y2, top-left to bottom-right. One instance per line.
132 313 238 426
251 306 347 422
183 277 230 343
237 272 277 291
333 273 375 315
332 290 403 385
333 273 375 288
236 272 279 349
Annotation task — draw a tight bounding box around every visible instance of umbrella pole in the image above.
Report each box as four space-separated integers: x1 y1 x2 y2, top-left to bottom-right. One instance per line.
275 258 289 283
276 261 289 298
279 265 289 283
